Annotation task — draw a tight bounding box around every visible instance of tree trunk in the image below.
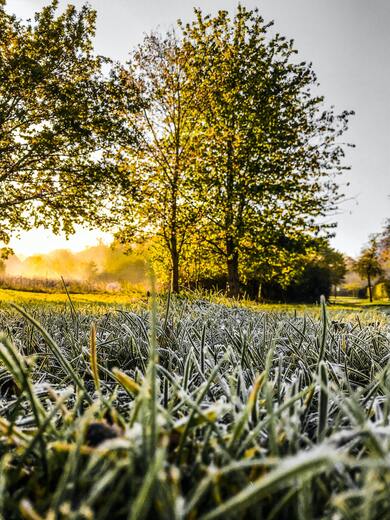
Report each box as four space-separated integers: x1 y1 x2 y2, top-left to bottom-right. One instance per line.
171 235 180 294
170 162 180 293
367 272 373 302
226 241 240 298
257 282 262 303
224 134 241 299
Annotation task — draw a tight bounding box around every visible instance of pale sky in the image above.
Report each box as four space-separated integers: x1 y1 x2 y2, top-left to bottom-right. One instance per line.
6 0 390 258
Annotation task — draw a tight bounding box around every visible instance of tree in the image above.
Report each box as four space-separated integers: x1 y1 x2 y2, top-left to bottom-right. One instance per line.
0 1 131 246
321 245 347 297
378 218 390 270
181 6 353 296
354 239 383 302
248 243 346 303
114 32 204 292
379 218 390 250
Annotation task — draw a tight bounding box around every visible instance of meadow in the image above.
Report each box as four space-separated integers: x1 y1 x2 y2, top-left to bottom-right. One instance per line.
0 293 388 519
0 286 388 312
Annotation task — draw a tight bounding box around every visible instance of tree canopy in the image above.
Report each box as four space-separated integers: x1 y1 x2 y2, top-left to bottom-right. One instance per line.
0 0 131 245
115 6 353 294
1 2 355 300
354 238 383 302
179 7 352 295
113 32 205 293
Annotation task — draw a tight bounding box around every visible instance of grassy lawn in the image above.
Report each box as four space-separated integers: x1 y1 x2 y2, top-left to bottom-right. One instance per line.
0 287 389 314
329 295 390 306
0 287 145 307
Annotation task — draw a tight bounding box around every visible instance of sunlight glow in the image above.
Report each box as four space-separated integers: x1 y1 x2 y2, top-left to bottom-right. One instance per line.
8 227 113 258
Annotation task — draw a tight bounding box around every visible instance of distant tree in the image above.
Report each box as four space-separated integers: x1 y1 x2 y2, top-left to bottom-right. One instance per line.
321 245 347 297
378 218 390 271
113 32 204 293
253 243 346 303
379 219 390 250
0 1 132 246
181 6 353 297
372 218 390 297
354 239 383 302
85 260 99 281
341 256 365 296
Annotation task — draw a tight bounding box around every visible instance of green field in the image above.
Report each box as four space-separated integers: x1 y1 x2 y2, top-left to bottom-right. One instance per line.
0 287 388 312
0 288 145 307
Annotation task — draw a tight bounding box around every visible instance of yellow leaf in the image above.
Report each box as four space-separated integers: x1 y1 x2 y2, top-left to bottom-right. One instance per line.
112 368 141 396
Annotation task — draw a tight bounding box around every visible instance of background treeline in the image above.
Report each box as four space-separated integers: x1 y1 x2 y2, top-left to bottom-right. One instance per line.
1 0 381 302
0 216 389 301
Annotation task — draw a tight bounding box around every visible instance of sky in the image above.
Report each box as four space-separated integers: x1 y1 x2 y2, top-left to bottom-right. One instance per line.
6 0 390 258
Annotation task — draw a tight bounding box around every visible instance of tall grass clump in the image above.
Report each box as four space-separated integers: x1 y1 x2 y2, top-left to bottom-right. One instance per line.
0 296 389 518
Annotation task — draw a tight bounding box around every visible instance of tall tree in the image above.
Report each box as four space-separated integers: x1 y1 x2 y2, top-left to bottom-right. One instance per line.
114 33 204 292
0 1 131 246
323 246 347 296
181 6 353 296
297 244 347 301
354 238 383 302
